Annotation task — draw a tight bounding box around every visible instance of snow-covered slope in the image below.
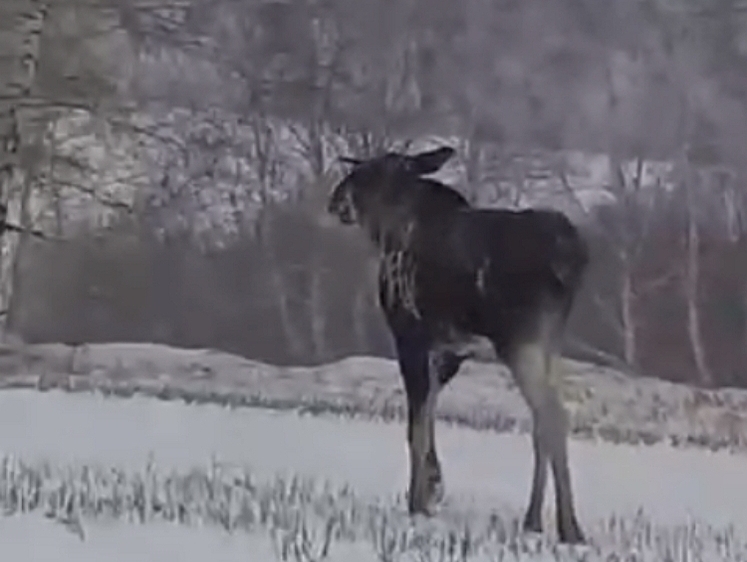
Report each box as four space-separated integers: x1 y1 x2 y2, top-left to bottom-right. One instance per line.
2 342 747 453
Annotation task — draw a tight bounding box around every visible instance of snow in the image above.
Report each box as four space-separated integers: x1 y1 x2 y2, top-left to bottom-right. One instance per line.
1 343 747 560
1 515 379 562
2 390 747 538
4 341 747 454
0 515 286 562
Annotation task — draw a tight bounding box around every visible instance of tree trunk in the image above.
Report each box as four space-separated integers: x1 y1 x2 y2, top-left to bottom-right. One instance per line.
0 0 47 340
608 151 638 370
744 282 747 366
0 191 22 338
250 114 307 360
50 119 64 237
258 208 306 360
5 169 34 335
308 256 326 362
620 261 636 367
303 118 327 362
685 208 713 386
461 137 481 205
352 286 369 354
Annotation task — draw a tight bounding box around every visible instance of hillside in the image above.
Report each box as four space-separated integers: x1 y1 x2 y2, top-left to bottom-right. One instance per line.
1 341 745 453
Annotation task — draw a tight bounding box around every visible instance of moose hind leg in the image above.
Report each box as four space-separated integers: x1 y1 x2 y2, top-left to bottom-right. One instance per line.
508 343 585 544
508 343 550 534
524 421 549 533
546 355 585 544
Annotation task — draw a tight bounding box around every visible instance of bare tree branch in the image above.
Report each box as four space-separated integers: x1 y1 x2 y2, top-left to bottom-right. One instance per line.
53 179 134 212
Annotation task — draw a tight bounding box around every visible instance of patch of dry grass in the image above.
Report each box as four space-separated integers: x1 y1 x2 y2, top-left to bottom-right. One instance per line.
0 454 744 562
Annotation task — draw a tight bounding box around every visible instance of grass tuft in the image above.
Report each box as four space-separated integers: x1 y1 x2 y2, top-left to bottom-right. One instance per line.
0 454 744 561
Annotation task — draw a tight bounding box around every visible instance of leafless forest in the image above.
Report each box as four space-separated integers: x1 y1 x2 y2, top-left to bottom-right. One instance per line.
1 0 747 388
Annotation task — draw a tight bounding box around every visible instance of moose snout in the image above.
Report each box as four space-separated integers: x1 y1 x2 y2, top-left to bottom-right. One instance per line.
327 190 356 224
332 202 356 224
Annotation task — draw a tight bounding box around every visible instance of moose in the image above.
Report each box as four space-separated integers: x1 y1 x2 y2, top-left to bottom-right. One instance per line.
327 146 590 544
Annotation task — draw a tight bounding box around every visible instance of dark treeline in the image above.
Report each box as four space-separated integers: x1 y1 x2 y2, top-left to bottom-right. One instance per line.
14 158 747 389
2 0 747 387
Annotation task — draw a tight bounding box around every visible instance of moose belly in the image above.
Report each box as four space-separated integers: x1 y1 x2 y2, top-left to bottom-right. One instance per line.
431 328 498 363
416 273 536 361
415 280 498 362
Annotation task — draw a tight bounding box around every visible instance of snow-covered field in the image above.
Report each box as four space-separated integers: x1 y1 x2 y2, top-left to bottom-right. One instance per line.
1 515 284 562
1 342 747 561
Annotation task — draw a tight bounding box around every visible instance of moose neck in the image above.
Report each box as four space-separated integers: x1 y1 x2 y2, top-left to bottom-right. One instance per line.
360 196 417 255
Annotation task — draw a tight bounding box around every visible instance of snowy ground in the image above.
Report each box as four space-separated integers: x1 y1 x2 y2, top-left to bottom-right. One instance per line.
0 342 746 560
2 342 747 451
1 515 284 562
1 392 747 560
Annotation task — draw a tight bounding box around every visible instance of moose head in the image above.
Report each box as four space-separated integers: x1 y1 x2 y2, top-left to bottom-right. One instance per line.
327 146 457 226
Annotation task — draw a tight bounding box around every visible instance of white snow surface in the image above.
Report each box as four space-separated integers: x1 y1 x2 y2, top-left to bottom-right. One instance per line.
0 388 745 529
2 341 747 452
0 515 290 562
0 390 747 531
1 342 747 560
0 388 747 560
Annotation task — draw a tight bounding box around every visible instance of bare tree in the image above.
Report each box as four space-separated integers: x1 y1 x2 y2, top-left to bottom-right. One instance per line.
673 143 718 387
0 0 48 338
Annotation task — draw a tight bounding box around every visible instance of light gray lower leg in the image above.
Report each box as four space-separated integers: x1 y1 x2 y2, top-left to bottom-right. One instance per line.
523 424 549 532
408 397 441 514
426 415 444 503
543 393 584 543
511 344 583 543
510 344 551 533
408 406 429 513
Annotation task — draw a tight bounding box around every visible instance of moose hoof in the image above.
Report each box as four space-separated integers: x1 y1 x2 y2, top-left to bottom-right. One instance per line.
408 500 434 517
408 496 439 517
522 511 543 534
431 479 445 505
407 485 443 517
558 519 586 545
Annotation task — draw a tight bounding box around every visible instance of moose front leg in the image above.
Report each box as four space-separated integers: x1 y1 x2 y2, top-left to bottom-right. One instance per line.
407 395 438 514
394 331 445 515
424 350 466 505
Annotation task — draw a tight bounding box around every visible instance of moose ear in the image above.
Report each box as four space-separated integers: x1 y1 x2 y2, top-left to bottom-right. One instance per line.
338 156 362 166
407 146 456 176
